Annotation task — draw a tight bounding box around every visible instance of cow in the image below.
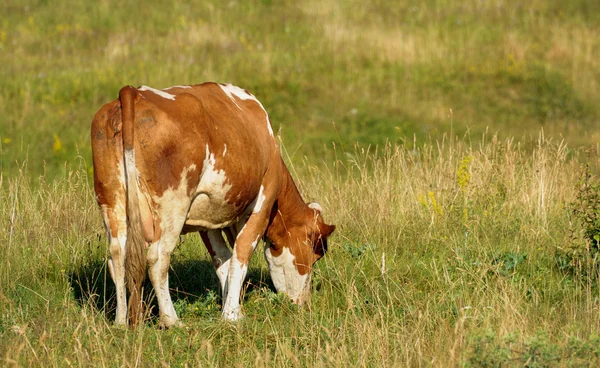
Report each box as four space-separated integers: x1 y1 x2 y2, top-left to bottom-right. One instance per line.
91 83 335 327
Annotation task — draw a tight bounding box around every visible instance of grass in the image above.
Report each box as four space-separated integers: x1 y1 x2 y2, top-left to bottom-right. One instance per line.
2 134 600 366
2 0 600 366
1 0 600 179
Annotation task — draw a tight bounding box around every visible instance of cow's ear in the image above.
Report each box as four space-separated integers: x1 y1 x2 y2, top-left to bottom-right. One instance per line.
319 223 336 238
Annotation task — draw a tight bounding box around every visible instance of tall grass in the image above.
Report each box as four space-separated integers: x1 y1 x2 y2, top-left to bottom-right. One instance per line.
3 0 600 365
1 135 599 366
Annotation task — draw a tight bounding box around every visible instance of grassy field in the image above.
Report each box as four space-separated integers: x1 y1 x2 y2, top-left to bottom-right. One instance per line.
2 0 600 366
2 136 600 366
2 0 600 178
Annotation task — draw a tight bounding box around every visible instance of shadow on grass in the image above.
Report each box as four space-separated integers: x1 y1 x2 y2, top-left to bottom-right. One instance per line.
68 258 274 323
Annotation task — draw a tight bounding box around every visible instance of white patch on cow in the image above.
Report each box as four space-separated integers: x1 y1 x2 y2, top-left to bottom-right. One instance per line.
198 145 231 195
264 247 310 302
264 247 286 293
223 144 227 157
153 164 196 239
218 84 275 137
164 85 192 90
219 84 243 110
118 150 134 244
308 202 323 212
186 146 234 228
116 162 126 187
251 234 261 250
139 85 176 100
207 231 232 298
222 258 247 322
149 164 197 326
124 148 138 179
253 185 266 214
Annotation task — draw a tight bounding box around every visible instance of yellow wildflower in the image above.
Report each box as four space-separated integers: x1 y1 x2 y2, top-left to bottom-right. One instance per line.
428 191 443 216
456 155 473 192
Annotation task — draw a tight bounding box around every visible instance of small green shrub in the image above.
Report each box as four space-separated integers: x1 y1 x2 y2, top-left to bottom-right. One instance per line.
559 159 600 278
465 331 512 367
492 252 527 277
173 291 220 319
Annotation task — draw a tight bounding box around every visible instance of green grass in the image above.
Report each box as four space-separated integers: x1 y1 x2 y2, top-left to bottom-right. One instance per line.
2 0 600 366
2 0 600 179
2 135 600 366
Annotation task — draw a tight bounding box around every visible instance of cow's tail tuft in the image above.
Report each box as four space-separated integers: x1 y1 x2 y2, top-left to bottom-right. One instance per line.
119 85 147 327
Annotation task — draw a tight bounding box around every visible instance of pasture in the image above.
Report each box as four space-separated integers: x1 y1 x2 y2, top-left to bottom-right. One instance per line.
2 0 600 366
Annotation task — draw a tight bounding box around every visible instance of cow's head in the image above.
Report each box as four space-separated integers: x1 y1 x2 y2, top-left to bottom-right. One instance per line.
264 202 335 305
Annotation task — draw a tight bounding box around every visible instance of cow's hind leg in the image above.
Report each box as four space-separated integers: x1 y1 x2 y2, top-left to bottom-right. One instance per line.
200 230 232 299
147 203 191 328
147 229 182 328
101 205 128 326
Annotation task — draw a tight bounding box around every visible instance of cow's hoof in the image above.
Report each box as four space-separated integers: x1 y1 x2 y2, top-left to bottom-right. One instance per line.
113 320 128 329
222 309 244 322
158 316 182 329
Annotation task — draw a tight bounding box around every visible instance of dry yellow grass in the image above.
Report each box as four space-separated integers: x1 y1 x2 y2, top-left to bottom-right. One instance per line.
2 134 600 365
2 0 600 365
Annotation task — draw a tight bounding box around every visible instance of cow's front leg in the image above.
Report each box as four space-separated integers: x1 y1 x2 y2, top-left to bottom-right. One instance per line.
222 187 273 321
222 230 261 321
200 230 232 299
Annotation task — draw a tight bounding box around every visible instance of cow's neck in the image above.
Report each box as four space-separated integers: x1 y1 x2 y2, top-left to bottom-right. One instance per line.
266 162 308 250
277 165 307 220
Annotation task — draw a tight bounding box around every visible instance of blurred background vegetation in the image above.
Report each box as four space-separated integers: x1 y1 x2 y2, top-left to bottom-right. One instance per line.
3 2 600 365
1 0 600 180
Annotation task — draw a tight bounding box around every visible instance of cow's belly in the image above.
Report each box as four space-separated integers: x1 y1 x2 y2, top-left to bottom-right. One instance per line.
184 193 239 230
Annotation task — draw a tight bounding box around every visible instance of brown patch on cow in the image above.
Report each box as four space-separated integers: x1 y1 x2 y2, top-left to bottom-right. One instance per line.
92 100 123 212
152 215 162 243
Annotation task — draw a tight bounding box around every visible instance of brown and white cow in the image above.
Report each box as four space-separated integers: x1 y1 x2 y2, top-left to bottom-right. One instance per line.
91 83 335 327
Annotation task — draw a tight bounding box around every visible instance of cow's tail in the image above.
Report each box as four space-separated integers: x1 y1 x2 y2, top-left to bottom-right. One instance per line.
119 86 147 327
